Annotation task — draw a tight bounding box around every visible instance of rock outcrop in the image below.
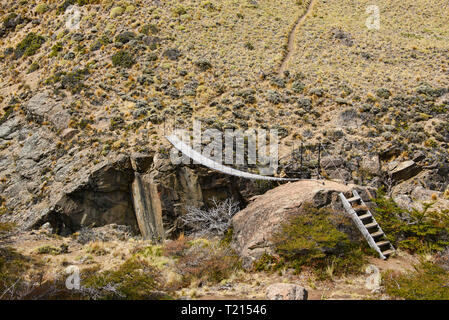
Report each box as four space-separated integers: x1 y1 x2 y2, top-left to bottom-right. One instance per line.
32 155 139 235
1 89 446 243
2 146 254 240
389 160 422 182
265 283 308 300
231 180 376 266
23 92 71 131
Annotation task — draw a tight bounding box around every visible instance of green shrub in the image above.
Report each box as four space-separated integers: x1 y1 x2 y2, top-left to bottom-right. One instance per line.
202 1 217 11
27 62 40 73
76 0 100 5
50 42 63 57
73 117 93 129
267 204 368 279
115 31 135 44
14 32 45 59
140 24 159 35
125 5 135 13
110 6 125 18
173 6 187 16
98 34 112 45
111 50 135 68
35 4 49 14
292 80 305 93
383 261 449 300
220 227 234 247
3 13 18 28
372 189 449 253
244 42 254 50
62 68 88 93
36 244 68 255
46 68 89 94
82 257 170 299
109 116 125 130
253 253 281 272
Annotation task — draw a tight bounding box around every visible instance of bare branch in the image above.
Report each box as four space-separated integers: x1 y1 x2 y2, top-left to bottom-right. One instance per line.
181 198 240 237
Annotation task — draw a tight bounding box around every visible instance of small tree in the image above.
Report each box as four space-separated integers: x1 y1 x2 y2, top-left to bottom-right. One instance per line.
182 198 239 237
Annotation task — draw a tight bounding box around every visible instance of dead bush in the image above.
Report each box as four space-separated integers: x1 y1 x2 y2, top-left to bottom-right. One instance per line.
174 240 241 284
182 198 239 237
163 234 189 258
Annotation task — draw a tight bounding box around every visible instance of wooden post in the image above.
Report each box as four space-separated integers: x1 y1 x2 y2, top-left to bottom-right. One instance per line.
300 142 303 168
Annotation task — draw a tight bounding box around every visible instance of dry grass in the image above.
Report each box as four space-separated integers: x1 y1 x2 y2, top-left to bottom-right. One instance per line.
288 0 449 96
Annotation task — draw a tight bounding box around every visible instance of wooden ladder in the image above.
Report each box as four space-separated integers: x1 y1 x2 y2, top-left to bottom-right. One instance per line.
339 190 395 259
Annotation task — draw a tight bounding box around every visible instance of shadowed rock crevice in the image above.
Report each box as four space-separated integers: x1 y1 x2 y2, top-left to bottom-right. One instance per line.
32 156 139 236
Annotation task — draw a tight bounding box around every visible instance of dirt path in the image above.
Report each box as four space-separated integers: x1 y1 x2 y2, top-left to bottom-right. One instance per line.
278 0 317 76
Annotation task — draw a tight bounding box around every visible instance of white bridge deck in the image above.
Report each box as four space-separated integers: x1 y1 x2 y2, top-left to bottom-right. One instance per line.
165 134 300 181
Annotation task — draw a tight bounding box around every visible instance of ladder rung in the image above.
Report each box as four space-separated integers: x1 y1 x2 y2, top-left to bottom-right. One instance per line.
364 222 378 229
376 240 390 247
347 196 361 202
358 213 372 220
340 192 395 260
382 249 395 256
370 230 384 237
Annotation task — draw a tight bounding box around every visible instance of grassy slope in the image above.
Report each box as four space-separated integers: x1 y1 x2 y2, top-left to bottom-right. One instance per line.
289 0 449 96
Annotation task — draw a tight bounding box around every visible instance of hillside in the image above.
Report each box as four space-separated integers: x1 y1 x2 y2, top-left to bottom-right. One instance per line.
0 0 448 301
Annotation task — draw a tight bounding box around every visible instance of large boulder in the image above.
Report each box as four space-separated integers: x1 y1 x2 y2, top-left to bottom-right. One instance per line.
266 283 308 300
391 168 449 212
0 117 20 140
231 180 375 266
360 154 381 176
393 185 449 213
23 91 71 131
389 160 421 181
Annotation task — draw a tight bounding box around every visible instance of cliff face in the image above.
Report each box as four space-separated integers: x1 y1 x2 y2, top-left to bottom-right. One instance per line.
1 102 448 239
0 90 447 240
0 146 256 239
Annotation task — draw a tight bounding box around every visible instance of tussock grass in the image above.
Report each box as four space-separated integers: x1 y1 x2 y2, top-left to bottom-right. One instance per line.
383 260 449 300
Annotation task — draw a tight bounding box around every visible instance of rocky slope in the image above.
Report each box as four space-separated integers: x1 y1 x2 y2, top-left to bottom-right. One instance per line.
0 0 448 240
